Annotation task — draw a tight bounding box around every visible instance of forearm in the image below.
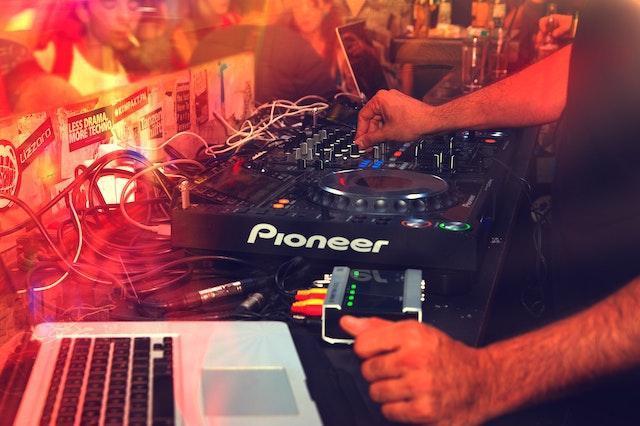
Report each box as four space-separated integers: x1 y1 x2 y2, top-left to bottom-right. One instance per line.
429 45 572 133
480 275 640 420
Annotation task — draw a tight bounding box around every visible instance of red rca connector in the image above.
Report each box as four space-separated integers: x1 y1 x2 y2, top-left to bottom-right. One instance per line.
290 299 324 317
294 288 328 301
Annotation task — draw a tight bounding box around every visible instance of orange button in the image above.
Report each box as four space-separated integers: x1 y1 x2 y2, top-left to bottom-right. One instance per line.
272 203 285 209
278 199 291 205
393 151 403 157
484 138 497 144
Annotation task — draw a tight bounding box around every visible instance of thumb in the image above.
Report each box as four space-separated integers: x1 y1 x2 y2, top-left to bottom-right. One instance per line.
340 316 391 337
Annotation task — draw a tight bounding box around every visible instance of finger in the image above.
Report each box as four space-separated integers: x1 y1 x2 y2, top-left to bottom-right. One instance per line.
382 400 433 423
340 316 392 337
361 352 404 381
355 129 386 149
538 18 548 33
356 92 386 139
369 378 412 403
353 322 408 359
355 101 379 139
355 112 379 141
552 26 568 39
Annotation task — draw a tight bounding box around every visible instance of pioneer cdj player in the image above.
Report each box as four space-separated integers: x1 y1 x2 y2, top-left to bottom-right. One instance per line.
171 123 515 272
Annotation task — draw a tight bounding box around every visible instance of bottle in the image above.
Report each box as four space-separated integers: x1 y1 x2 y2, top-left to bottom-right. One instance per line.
491 0 507 29
461 29 489 92
488 0 509 79
437 0 452 29
413 0 432 38
472 0 492 28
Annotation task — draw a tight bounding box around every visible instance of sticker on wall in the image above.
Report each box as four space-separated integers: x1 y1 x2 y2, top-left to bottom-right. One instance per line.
112 88 149 123
140 107 163 141
0 113 60 253
0 139 20 210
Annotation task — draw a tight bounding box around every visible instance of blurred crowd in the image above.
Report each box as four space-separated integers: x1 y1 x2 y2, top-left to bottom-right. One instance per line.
0 0 380 115
0 0 579 117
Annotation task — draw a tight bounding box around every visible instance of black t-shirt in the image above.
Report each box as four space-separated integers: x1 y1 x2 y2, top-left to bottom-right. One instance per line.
552 0 640 315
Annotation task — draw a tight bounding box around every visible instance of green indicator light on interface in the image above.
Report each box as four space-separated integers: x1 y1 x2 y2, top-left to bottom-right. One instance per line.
348 295 355 301
350 284 357 289
353 271 360 277
349 289 356 295
347 302 354 307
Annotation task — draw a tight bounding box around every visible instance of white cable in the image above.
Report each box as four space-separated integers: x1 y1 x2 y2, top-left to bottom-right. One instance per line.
119 159 205 232
128 131 214 156
206 96 329 156
334 92 363 102
18 193 83 294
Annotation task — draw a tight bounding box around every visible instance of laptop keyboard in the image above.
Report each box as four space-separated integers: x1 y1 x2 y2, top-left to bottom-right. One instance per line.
39 336 175 426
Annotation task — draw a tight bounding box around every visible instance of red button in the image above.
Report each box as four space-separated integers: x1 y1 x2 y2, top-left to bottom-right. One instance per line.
393 151 402 157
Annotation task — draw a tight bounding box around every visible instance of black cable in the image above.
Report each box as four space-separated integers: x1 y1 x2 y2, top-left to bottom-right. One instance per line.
0 150 151 238
0 193 115 286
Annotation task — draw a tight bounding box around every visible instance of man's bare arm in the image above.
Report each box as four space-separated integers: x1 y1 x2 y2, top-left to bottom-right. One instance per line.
356 45 572 148
482 275 640 421
340 275 640 424
431 44 572 133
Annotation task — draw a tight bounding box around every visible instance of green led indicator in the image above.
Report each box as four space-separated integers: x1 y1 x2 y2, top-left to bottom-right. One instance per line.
349 289 356 295
350 284 357 289
348 295 355 301
353 270 360 278
347 301 354 307
438 222 472 232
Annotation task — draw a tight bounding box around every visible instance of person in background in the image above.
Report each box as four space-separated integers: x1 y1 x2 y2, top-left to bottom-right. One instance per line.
190 0 336 102
172 0 252 66
285 0 345 89
119 0 187 77
342 0 640 424
505 0 581 70
504 0 549 69
32 0 142 97
193 0 242 30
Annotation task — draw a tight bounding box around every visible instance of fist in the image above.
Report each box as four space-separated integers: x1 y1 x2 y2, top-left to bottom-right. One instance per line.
341 316 496 425
355 90 436 149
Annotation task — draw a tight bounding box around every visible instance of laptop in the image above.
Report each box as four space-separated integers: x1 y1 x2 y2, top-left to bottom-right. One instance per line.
336 20 389 101
2 321 322 426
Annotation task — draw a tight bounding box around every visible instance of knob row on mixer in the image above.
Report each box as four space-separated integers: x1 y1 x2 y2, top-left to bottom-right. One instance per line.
308 188 461 214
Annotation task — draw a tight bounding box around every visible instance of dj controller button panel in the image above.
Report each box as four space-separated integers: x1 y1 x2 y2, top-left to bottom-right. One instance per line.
172 124 515 272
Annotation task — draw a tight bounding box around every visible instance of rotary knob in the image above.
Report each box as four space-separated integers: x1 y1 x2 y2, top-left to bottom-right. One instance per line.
321 193 334 207
354 199 368 211
374 199 387 213
412 199 427 213
394 200 408 213
335 196 350 209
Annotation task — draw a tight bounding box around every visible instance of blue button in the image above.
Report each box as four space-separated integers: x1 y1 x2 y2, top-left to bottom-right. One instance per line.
372 160 384 169
359 160 372 169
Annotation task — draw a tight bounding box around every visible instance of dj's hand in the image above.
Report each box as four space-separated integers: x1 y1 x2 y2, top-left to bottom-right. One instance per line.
341 316 496 425
355 90 435 149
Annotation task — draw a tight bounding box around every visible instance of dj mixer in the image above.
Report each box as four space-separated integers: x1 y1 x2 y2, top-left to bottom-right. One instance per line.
172 118 515 272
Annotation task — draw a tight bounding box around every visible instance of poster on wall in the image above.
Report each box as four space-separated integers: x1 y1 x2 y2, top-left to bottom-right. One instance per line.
176 80 191 133
208 52 255 130
190 53 255 149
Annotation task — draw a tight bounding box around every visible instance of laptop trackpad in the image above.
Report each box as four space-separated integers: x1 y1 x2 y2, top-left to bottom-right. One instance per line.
202 368 299 416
